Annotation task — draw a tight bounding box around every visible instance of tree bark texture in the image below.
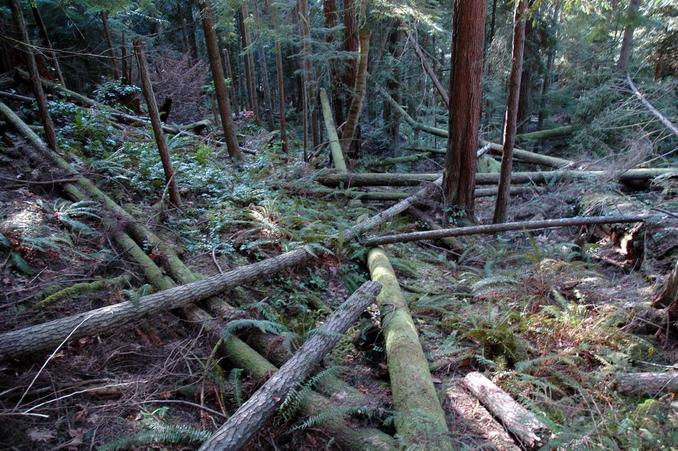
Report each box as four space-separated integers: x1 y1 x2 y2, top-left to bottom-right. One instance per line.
444 0 486 218
239 2 259 120
100 12 120 79
367 248 452 449
252 1 275 130
199 282 382 451
464 372 551 450
199 0 243 161
132 37 182 207
493 0 528 224
363 215 649 247
341 29 371 154
265 0 289 152
615 372 678 396
316 168 676 187
342 0 359 91
320 88 348 172
617 0 642 71
9 0 58 152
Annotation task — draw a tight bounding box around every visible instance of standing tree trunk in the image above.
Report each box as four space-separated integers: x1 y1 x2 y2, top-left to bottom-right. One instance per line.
617 0 642 71
265 0 289 153
341 28 370 155
30 3 65 85
100 11 120 79
240 2 259 120
132 38 181 207
199 0 243 161
516 11 535 134
537 0 562 131
252 2 275 130
298 0 313 159
222 48 238 114
385 22 403 154
342 0 359 92
10 0 58 152
443 0 486 220
493 0 528 224
323 0 345 126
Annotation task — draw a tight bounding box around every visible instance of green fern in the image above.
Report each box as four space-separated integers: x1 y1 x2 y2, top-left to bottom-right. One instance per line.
229 368 244 407
289 406 368 432
98 423 210 451
277 367 337 424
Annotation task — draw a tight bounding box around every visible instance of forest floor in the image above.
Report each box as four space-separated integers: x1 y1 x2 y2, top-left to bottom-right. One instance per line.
1 102 677 450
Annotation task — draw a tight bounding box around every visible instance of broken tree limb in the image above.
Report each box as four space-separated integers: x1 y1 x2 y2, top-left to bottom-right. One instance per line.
406 29 449 107
200 281 382 451
367 248 452 450
615 372 678 396
37 274 132 309
319 88 347 173
653 259 678 308
362 215 649 246
463 372 551 450
316 168 677 187
379 87 448 137
627 74 678 138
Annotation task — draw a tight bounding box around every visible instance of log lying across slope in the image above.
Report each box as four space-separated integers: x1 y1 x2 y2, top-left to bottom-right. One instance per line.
464 372 551 450
1 102 398 449
317 168 677 187
615 372 678 395
363 215 650 246
200 281 382 451
368 248 452 450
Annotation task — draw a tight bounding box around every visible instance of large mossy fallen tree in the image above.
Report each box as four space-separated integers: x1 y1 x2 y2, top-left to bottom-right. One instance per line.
368 248 453 450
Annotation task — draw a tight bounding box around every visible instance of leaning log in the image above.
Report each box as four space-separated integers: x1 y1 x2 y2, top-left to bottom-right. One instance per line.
200 281 382 451
320 88 347 173
316 168 677 187
627 74 678 138
463 372 551 450
615 372 678 396
407 144 573 169
362 215 649 246
367 248 452 450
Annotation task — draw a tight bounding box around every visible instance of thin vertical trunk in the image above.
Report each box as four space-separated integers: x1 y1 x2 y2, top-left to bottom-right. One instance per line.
517 9 534 134
121 32 131 84
252 2 275 130
537 0 562 131
222 48 239 114
240 2 259 120
265 0 289 153
443 0 486 219
298 0 313 159
101 11 120 79
386 23 403 154
30 4 65 85
132 38 181 207
341 29 370 155
617 0 641 71
198 0 243 161
184 0 198 60
10 0 58 152
323 0 344 126
493 0 528 224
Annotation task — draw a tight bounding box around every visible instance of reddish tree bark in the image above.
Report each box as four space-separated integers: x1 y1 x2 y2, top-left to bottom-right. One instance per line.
101 12 120 79
493 0 528 223
342 0 359 90
323 0 345 125
443 0 486 219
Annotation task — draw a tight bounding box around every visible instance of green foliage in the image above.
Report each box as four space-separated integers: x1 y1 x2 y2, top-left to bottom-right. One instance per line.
98 407 209 451
221 319 288 340
93 80 141 106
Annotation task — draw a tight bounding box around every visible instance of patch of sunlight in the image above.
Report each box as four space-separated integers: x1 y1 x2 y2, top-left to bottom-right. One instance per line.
4 207 44 232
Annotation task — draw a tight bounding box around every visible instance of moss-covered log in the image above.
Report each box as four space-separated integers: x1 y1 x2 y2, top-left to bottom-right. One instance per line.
37 274 132 309
515 125 575 141
367 248 452 450
200 281 383 451
320 88 348 172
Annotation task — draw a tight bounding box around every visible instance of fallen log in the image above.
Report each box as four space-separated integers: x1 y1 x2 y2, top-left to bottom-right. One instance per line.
463 372 551 450
406 144 573 169
367 248 452 450
317 168 677 187
615 372 678 396
9 137 397 450
515 125 575 141
319 88 347 172
200 281 382 451
37 274 131 309
627 74 678 138
363 215 649 246
408 206 463 251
